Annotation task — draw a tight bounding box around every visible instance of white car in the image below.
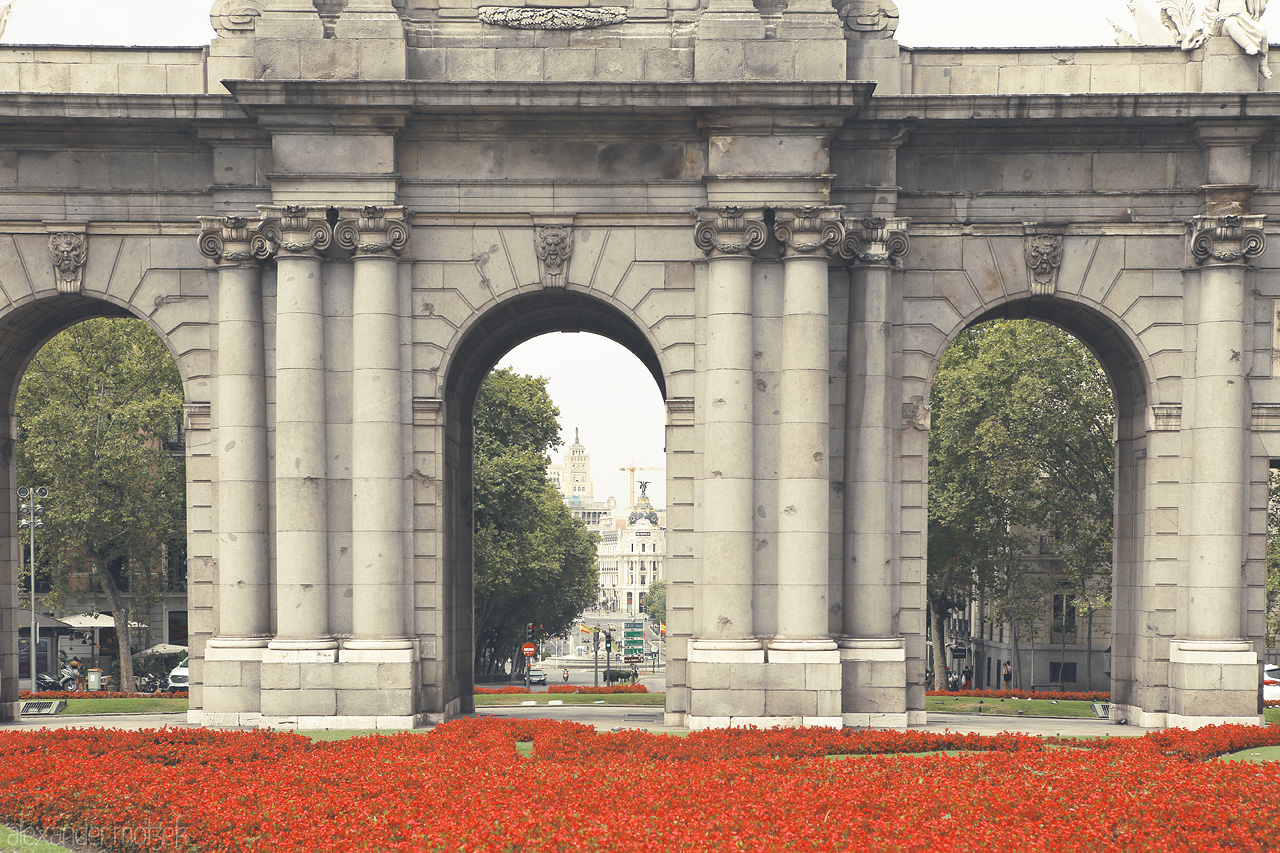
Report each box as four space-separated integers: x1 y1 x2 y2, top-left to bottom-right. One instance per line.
168 657 189 691
1265 664 1280 703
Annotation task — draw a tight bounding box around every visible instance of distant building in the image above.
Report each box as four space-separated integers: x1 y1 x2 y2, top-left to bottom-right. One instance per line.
548 431 664 613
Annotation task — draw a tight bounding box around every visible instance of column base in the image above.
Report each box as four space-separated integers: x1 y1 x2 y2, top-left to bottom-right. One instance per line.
1166 639 1263 727
687 640 840 728
268 638 339 652
838 637 907 727
203 641 266 715
343 638 416 652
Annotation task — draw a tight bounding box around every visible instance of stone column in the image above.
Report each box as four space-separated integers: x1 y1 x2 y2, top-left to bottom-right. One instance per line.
199 217 273 645
337 206 412 650
772 206 842 649
262 206 336 653
1172 175 1266 726
692 207 767 657
836 216 910 726
197 216 274 722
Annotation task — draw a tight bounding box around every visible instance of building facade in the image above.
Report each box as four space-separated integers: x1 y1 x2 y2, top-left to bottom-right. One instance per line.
0 0 1277 731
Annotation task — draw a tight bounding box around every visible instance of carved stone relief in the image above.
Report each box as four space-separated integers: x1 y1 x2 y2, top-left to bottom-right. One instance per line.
197 216 277 265
477 7 627 29
1189 213 1267 265
536 225 573 288
1024 233 1064 296
694 207 768 257
839 217 909 267
210 0 264 38
836 0 899 36
47 231 87 296
774 206 844 258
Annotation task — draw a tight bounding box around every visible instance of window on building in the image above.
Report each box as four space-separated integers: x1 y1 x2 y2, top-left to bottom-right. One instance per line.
168 610 188 645
1052 594 1077 642
1049 661 1077 684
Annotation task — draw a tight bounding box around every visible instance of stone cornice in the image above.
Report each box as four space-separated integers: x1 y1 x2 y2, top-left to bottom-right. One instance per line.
223 80 873 116
862 92 1280 124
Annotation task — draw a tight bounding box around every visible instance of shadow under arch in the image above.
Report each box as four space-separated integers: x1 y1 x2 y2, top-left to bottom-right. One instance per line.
0 292 194 721
937 296 1152 713
436 289 668 717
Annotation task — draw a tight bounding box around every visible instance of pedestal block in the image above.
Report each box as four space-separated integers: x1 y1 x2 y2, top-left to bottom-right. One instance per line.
839 638 907 728
687 644 841 728
1166 640 1263 728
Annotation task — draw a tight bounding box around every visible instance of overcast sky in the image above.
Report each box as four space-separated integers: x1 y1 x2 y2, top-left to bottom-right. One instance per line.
7 0 1270 506
9 0 1270 48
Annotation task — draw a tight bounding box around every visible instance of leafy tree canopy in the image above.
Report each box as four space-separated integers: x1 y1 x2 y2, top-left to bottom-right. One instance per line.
641 579 666 626
473 367 598 675
16 317 185 691
928 320 1114 688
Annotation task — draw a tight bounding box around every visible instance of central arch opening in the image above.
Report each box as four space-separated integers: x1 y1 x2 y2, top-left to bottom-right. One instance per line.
439 290 669 715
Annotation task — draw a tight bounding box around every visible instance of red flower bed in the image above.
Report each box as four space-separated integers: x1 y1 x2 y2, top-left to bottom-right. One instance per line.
546 684 649 695
1 720 1280 851
473 686 532 695
19 691 189 700
928 688 1110 702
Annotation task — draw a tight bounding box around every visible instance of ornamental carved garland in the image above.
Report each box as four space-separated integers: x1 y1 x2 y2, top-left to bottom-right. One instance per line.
477 6 627 29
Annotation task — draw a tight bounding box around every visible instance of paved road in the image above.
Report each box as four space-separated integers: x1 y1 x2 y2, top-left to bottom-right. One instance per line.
0 707 1143 738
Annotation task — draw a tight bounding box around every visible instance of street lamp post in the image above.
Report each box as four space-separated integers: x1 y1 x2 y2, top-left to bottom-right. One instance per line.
18 486 48 688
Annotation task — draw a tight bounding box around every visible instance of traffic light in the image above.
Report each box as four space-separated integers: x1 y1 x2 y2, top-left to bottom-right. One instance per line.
527 623 534 641
605 631 613 652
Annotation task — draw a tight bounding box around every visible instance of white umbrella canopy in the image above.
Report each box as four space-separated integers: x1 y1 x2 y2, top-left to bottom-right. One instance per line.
61 614 146 629
141 643 187 656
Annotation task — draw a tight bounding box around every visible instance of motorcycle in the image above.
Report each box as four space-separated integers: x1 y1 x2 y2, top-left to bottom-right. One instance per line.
135 672 167 694
34 668 77 693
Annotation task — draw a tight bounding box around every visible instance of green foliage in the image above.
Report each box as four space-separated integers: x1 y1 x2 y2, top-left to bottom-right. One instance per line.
473 368 599 674
1267 469 1280 647
16 318 185 690
641 579 666 625
928 320 1115 687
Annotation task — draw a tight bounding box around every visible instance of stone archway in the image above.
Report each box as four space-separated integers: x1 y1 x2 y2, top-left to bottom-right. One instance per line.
0 285 211 722
934 297 1153 717
436 288 670 719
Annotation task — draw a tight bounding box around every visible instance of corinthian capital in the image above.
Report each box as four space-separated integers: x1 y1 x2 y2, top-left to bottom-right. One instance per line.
334 205 410 257
197 215 276 265
258 204 333 257
838 216 910 267
1189 214 1266 266
773 205 844 259
694 206 768 258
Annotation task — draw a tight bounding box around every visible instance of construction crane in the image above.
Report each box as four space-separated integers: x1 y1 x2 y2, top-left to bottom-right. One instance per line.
619 460 662 509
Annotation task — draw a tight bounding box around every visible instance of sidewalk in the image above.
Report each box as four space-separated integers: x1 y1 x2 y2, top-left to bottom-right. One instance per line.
0 708 1144 738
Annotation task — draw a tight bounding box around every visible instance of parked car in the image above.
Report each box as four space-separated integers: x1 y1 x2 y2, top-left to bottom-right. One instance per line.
168 657 189 692
1265 664 1279 702
527 669 547 685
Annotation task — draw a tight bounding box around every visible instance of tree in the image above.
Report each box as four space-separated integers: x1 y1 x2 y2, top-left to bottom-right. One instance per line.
641 579 666 626
1267 469 1280 648
928 320 1114 689
472 368 599 676
16 318 185 692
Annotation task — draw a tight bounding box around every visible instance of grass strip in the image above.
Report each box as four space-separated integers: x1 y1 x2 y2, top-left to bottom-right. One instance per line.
925 696 1099 718
473 693 665 707
0 824 79 853
1219 745 1280 763
61 698 188 715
